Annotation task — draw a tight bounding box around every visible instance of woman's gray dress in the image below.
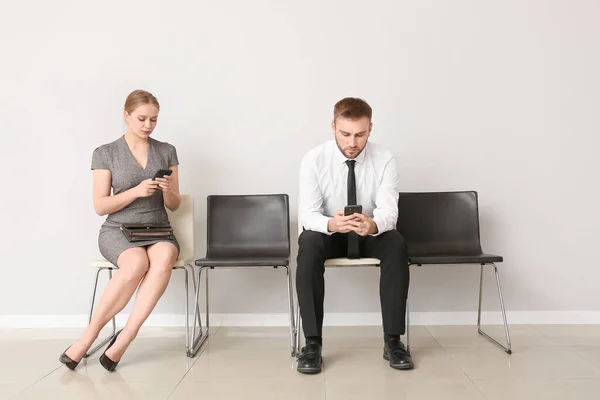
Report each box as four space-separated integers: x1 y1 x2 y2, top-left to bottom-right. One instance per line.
91 135 180 266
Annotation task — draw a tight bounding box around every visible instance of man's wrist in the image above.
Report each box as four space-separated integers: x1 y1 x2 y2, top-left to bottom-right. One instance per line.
327 218 334 233
368 219 378 235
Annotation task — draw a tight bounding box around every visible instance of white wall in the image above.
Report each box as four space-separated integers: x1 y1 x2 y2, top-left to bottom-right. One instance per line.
1 0 599 325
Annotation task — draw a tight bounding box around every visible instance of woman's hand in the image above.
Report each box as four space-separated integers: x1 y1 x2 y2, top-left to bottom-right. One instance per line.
135 178 160 198
155 174 173 194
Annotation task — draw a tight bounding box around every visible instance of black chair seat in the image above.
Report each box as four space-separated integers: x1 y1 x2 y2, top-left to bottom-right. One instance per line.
196 257 289 267
398 192 503 266
409 253 503 265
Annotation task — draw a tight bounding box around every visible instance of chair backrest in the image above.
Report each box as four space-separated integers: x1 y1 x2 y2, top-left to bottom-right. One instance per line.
166 195 195 262
206 194 290 259
396 191 483 256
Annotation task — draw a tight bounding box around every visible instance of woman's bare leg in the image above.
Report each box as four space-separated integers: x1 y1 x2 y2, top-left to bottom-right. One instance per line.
65 248 149 361
104 242 177 361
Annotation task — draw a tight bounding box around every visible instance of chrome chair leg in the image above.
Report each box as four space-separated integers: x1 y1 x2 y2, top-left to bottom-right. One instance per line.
477 263 512 354
189 266 210 357
294 300 302 356
283 266 296 357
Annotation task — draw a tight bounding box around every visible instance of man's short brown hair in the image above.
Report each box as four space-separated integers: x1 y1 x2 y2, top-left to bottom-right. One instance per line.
333 97 372 122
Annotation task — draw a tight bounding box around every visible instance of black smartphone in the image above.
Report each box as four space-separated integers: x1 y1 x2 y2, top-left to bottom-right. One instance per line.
153 169 173 180
344 205 363 216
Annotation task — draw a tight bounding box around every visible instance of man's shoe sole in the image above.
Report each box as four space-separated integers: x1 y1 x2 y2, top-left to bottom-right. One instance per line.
297 361 322 374
383 352 415 370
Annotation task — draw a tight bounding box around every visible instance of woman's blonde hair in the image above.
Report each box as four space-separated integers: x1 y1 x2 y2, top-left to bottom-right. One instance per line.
124 90 160 115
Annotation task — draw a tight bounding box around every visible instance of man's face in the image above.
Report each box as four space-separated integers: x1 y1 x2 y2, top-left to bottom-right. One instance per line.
332 116 372 159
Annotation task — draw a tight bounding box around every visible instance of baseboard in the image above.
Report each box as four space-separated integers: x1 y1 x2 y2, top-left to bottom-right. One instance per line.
1 311 600 328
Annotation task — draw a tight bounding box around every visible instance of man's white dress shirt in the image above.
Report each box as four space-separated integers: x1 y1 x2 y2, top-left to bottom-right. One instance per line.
298 140 400 236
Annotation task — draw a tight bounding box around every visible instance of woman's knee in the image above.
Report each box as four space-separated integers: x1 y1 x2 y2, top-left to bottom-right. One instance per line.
147 242 178 273
116 248 149 281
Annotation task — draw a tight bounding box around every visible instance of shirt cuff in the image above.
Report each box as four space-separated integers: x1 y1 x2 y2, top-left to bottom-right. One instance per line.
371 216 389 237
303 214 333 235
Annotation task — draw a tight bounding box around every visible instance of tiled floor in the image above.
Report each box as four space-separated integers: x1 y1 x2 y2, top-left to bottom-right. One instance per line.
2 325 600 399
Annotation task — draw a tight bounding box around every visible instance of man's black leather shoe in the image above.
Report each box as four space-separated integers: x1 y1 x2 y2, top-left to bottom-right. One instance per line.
383 338 414 370
297 341 322 374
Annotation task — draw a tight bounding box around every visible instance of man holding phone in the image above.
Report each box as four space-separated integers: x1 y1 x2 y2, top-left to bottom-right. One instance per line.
296 97 412 374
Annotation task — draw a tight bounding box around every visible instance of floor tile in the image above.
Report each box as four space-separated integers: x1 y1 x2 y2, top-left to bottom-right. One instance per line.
206 326 293 351
565 346 600 367
325 378 486 400
473 378 600 400
13 368 177 400
445 346 600 380
0 380 32 400
0 339 67 383
186 348 302 381
425 325 553 348
530 325 600 346
170 377 325 400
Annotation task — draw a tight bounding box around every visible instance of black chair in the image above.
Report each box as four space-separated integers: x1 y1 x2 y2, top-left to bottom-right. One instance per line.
398 191 512 354
189 194 295 357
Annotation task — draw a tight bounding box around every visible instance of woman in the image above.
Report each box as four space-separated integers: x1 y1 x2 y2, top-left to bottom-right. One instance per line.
59 90 181 371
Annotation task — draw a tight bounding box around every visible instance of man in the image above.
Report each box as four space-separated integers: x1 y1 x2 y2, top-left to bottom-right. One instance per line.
296 97 413 374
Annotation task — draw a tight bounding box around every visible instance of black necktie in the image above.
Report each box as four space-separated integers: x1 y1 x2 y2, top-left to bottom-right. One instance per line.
346 160 360 259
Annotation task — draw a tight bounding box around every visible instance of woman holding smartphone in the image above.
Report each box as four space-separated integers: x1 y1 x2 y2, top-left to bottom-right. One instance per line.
59 90 180 372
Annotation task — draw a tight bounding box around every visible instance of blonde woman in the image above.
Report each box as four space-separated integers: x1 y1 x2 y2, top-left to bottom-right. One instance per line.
60 90 180 371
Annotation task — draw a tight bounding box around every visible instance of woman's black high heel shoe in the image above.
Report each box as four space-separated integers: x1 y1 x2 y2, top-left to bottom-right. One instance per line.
99 329 123 372
59 347 82 370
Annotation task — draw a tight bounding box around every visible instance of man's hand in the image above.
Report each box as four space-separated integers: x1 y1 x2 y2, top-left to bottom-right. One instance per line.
327 211 359 233
345 213 378 236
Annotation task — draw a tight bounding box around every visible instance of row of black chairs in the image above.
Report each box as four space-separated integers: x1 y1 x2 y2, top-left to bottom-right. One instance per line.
187 191 512 358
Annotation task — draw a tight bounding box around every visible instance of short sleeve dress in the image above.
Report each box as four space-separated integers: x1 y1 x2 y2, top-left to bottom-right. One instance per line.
91 135 180 266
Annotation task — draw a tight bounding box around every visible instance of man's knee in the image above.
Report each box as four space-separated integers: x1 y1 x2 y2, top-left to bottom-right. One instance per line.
377 230 408 264
380 230 407 249
297 230 327 277
298 230 327 253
